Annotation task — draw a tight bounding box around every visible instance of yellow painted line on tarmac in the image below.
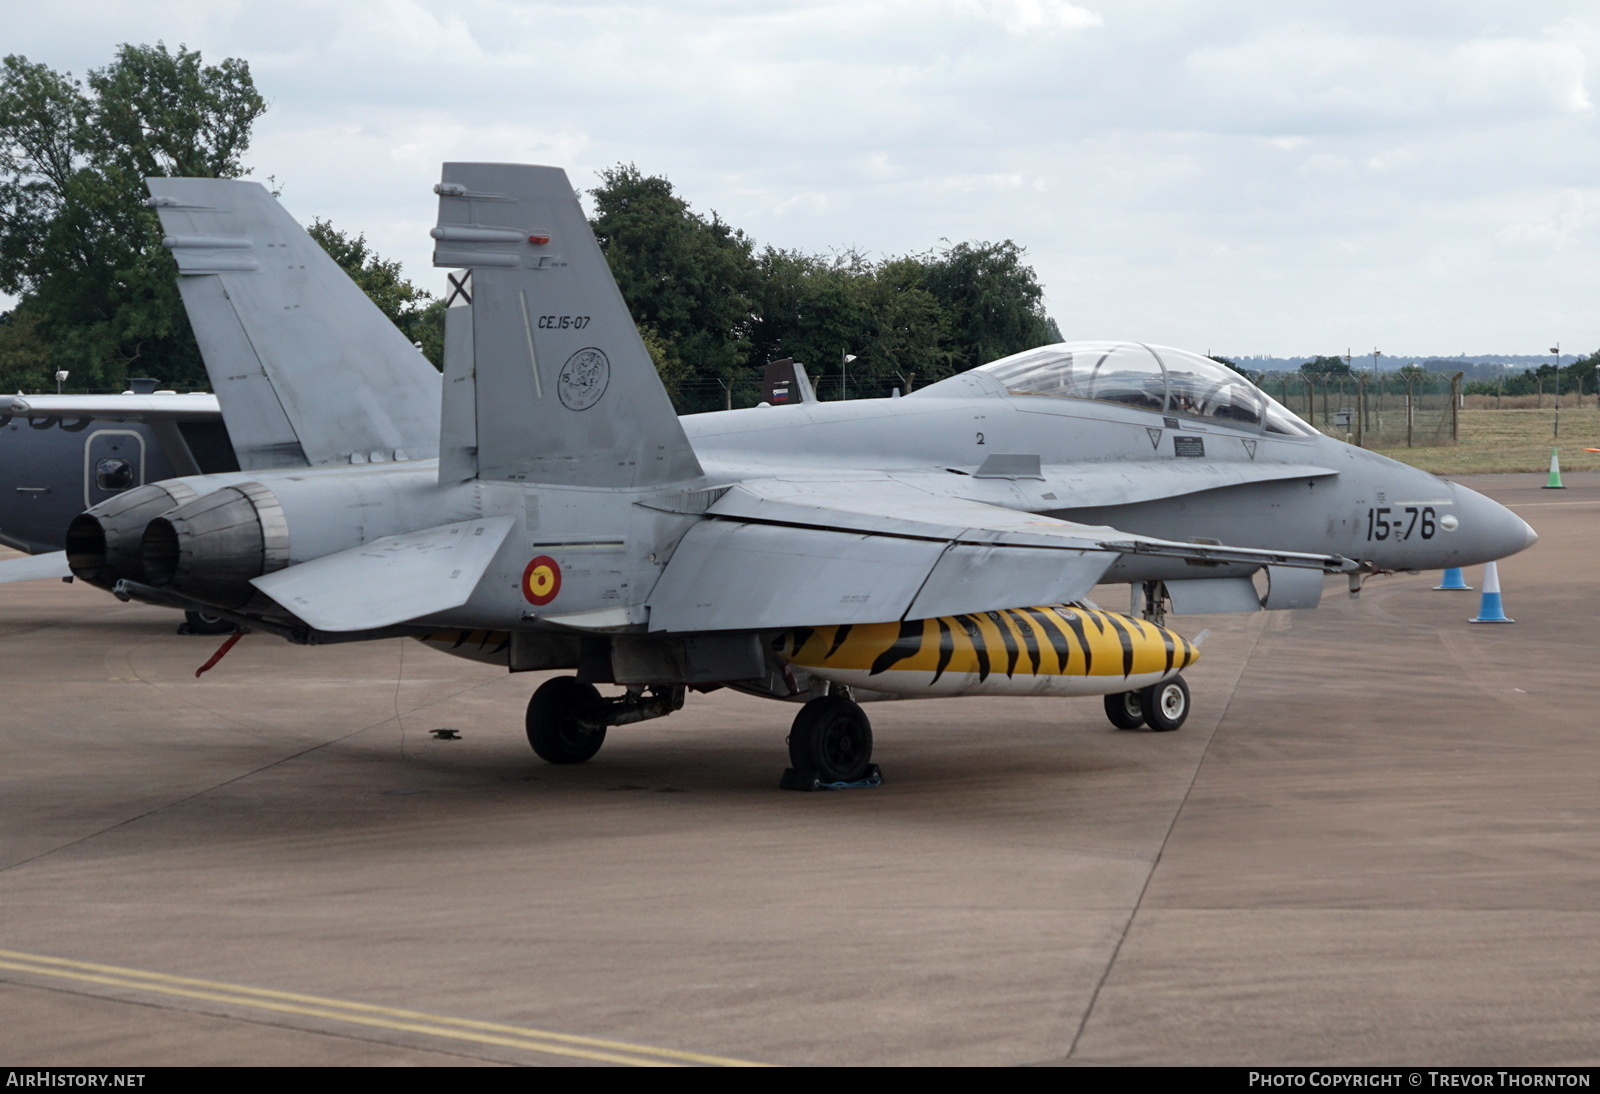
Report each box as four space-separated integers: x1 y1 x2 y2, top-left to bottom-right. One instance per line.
0 948 766 1067
1505 499 1600 507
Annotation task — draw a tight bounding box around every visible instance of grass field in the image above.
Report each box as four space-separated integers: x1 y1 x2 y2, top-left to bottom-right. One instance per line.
1363 406 1600 474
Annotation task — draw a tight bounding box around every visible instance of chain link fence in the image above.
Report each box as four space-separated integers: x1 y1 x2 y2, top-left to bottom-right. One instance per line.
1261 370 1464 447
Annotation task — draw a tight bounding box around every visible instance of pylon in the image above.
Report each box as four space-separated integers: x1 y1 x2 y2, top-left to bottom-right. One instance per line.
1433 567 1472 591
1468 561 1514 623
1543 448 1566 489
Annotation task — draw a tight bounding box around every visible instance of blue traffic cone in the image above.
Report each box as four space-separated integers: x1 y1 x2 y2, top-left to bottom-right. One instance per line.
1468 561 1514 623
1433 567 1472 591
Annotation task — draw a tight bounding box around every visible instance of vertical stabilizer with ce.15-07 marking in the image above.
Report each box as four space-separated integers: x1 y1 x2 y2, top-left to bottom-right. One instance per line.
432 163 703 489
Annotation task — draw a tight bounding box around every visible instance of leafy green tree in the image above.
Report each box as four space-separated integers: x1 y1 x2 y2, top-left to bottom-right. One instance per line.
0 302 50 392
1299 354 1352 377
0 43 266 391
748 248 957 398
917 240 1054 370
590 166 1059 411
1208 353 1264 384
589 164 756 410
305 217 442 367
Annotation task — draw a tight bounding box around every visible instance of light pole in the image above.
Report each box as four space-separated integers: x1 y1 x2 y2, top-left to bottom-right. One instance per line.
54 370 68 395
841 351 857 400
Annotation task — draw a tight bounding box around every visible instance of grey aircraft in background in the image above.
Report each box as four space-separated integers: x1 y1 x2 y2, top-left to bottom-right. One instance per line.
1 165 1537 788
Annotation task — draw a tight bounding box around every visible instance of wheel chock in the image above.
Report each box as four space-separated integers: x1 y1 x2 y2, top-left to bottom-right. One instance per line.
779 764 883 791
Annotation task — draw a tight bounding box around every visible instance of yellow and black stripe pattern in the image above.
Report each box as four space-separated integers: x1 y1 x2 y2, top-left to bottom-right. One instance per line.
416 628 512 666
777 606 1199 699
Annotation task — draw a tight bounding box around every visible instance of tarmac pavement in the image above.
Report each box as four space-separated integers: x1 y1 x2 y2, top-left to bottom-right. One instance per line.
0 473 1594 1066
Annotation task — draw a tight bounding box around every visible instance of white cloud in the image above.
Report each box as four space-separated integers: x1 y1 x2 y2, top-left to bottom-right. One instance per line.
954 0 1101 34
3 1 1599 353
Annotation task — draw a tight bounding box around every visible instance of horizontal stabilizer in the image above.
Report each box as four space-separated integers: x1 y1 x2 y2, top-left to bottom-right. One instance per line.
147 178 442 471
0 551 70 585
250 517 513 632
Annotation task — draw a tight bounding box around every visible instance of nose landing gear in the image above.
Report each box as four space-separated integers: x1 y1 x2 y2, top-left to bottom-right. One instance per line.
1103 674 1190 732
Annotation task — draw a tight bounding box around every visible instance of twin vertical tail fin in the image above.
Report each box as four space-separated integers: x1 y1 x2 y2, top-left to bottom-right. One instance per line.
147 178 442 470
432 163 703 489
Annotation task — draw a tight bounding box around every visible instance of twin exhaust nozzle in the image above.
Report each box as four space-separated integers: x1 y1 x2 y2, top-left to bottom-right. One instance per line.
66 481 289 611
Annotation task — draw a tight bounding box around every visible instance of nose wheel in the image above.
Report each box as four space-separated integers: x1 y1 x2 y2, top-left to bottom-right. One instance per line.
1104 674 1190 732
781 694 879 790
1104 689 1146 730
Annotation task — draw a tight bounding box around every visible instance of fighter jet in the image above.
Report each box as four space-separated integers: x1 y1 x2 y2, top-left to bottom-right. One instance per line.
23 164 1538 788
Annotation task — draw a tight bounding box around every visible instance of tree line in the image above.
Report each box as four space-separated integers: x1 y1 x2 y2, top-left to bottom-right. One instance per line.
589 164 1058 411
1234 353 1600 400
1 45 1060 412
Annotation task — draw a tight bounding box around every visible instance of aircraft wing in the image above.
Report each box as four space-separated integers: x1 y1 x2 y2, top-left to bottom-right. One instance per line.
643 479 1354 632
0 551 70 584
3 394 221 422
249 517 514 631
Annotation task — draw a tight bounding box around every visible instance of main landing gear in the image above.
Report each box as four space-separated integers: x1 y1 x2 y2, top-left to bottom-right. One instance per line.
1103 674 1190 733
524 677 684 764
780 692 881 791
179 610 237 636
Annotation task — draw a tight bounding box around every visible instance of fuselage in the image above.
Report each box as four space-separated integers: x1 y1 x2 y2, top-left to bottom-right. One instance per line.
679 375 1535 582
44 361 1535 638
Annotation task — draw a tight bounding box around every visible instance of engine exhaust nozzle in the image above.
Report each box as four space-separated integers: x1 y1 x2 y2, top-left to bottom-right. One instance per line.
65 481 201 589
142 481 289 610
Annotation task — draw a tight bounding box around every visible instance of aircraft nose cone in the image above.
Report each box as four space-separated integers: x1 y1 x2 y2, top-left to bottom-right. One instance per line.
1449 482 1537 564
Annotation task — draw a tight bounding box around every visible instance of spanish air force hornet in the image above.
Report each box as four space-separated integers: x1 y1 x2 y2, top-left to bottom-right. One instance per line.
13 164 1538 789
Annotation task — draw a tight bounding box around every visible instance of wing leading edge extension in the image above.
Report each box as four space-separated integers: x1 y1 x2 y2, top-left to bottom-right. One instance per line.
644 479 1354 633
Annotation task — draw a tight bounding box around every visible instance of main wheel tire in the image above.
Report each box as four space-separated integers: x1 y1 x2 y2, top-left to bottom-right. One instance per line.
526 676 607 764
1140 675 1190 732
183 610 237 636
788 695 873 783
1104 690 1146 730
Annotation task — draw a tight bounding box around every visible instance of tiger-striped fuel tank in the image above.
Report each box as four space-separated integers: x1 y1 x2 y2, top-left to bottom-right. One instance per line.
776 606 1199 698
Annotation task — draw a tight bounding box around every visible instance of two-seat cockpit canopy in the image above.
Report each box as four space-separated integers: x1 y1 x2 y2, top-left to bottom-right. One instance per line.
973 341 1317 437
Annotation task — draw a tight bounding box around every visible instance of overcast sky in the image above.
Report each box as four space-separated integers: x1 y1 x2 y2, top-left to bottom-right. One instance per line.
9 1 1599 357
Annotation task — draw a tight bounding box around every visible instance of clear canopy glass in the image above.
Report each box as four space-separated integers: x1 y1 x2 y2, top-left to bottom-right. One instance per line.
977 341 1315 436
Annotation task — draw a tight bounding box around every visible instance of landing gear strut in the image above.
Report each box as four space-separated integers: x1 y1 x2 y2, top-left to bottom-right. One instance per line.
1103 674 1191 733
781 693 880 790
524 677 685 765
